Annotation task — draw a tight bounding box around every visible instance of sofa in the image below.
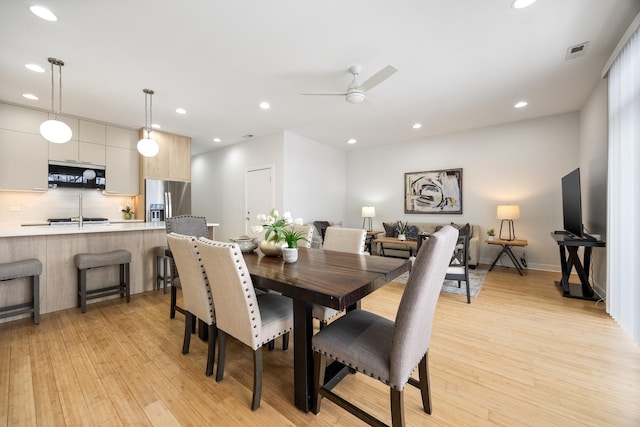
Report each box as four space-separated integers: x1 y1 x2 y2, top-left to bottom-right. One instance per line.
377 222 480 267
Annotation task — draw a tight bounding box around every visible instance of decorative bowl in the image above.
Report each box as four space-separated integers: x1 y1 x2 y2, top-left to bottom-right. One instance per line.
229 236 258 253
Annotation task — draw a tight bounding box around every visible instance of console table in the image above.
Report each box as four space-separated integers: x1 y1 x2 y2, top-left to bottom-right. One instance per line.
487 238 528 275
550 232 606 300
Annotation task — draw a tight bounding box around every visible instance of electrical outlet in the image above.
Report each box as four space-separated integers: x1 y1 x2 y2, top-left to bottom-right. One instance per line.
9 206 21 211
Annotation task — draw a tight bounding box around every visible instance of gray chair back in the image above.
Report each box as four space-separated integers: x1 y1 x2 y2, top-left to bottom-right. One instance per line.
390 224 459 388
165 215 209 278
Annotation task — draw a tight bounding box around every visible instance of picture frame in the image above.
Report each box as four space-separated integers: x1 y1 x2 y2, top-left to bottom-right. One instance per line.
404 168 463 214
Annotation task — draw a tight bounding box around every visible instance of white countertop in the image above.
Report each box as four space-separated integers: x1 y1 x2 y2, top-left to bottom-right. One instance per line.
0 222 220 238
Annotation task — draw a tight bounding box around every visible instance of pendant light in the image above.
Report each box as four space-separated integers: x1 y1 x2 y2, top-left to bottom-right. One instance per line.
40 58 72 143
137 88 159 157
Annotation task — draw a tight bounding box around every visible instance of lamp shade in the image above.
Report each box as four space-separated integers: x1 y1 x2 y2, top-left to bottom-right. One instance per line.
137 138 160 157
40 119 72 143
497 205 520 220
361 206 376 218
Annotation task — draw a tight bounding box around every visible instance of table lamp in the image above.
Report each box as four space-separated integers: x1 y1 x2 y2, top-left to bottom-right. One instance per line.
361 206 375 231
497 205 520 241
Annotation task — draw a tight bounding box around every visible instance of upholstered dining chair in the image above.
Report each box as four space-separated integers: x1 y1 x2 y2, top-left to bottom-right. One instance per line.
196 237 294 410
311 225 459 427
166 233 217 377
291 224 314 248
313 226 367 328
445 234 471 304
165 215 209 319
321 226 366 254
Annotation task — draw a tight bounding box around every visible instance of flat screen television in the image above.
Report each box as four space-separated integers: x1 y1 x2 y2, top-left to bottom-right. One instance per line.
561 168 584 238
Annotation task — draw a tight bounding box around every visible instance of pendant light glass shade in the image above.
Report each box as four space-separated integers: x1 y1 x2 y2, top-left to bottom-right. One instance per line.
137 137 160 157
40 119 72 143
40 58 72 144
137 89 159 157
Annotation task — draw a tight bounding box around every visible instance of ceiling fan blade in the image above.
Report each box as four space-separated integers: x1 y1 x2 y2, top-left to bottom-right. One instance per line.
300 92 347 96
358 65 397 92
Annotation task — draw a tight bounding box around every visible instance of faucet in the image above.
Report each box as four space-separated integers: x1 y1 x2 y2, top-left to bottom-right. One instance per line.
78 193 83 228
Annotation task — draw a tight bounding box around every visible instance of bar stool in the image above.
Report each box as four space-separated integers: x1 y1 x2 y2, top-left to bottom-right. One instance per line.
0 259 42 324
154 246 170 294
75 250 131 313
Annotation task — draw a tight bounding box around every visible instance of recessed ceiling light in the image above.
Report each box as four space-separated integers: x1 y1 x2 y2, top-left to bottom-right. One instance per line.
259 102 270 110
514 101 528 108
347 138 357 145
176 108 187 114
25 63 45 73
22 93 39 100
512 0 536 9
29 6 58 21
213 138 222 143
151 123 161 129
413 123 422 129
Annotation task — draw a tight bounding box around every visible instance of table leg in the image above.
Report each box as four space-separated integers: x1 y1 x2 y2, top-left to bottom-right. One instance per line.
489 245 508 271
293 299 313 412
504 246 524 276
558 245 570 295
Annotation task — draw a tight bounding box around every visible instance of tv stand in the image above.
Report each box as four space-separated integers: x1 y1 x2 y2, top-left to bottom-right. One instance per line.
550 232 605 301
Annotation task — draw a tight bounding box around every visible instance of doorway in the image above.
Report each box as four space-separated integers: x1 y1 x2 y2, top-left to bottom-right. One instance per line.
245 166 274 237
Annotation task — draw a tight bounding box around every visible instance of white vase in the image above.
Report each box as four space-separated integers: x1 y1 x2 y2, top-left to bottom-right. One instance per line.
259 239 286 257
487 235 495 241
398 234 406 241
283 247 298 263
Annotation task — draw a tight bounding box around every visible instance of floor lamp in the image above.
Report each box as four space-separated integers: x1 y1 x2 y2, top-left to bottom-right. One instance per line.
361 206 375 232
497 205 520 241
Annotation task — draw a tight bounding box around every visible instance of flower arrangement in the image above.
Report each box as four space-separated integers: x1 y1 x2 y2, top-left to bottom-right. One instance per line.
252 209 308 248
396 220 408 235
486 228 496 236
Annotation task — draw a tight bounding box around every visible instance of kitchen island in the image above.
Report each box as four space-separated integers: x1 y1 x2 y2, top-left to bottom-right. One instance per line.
0 221 216 322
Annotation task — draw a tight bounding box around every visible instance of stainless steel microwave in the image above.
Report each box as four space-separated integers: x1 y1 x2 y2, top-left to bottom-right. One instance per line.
48 162 106 189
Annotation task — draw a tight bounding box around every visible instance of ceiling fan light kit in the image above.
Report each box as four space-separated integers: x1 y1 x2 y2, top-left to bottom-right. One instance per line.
40 57 73 144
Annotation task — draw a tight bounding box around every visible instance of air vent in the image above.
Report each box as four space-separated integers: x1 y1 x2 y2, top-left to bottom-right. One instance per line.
565 41 589 60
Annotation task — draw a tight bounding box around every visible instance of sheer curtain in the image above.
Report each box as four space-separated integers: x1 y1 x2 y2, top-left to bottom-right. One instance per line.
607 25 640 344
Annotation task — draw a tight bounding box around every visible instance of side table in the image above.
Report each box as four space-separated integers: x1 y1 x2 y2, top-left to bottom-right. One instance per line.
487 238 528 275
365 230 383 254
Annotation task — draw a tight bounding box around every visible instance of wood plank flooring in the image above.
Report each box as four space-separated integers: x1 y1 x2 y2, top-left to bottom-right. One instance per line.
1 266 639 426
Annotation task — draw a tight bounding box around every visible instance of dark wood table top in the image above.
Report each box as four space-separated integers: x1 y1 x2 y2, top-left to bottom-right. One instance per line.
243 248 411 310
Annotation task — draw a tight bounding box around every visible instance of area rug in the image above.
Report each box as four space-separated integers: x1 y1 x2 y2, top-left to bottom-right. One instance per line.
392 265 488 298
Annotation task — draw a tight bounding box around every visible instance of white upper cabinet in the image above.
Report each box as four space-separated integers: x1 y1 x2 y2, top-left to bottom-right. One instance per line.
0 129 48 191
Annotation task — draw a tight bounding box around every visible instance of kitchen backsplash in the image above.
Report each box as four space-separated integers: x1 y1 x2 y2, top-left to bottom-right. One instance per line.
0 188 138 225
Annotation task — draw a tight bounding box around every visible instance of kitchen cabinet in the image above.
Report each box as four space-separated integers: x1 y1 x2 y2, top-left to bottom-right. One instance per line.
49 118 106 165
105 145 139 195
0 103 47 133
0 129 48 191
140 130 190 182
106 126 138 150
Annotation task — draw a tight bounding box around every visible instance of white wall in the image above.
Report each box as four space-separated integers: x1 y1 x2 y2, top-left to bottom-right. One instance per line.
191 132 285 241
579 79 609 298
283 131 346 224
346 113 580 271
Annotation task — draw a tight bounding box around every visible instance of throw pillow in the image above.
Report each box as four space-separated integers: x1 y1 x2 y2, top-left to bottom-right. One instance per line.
405 225 419 241
383 222 398 237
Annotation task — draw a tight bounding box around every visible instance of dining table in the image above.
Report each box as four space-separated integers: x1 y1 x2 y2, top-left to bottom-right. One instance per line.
243 248 411 412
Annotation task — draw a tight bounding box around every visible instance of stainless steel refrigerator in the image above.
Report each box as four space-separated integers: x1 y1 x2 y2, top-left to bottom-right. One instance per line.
144 179 191 222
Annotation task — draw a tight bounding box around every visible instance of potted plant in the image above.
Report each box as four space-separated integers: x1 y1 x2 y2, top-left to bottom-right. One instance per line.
121 206 134 220
396 220 408 241
251 209 306 259
486 227 496 241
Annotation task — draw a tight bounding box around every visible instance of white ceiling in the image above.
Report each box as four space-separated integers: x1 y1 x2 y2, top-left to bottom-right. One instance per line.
1 0 639 156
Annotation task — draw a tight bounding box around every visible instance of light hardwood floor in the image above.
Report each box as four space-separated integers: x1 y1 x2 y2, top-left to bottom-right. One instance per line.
1 265 639 426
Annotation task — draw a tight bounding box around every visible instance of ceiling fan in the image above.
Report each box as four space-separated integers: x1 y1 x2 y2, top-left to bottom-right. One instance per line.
302 65 397 104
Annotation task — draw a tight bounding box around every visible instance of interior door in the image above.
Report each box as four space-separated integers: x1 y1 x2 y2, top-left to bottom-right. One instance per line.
245 166 274 237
